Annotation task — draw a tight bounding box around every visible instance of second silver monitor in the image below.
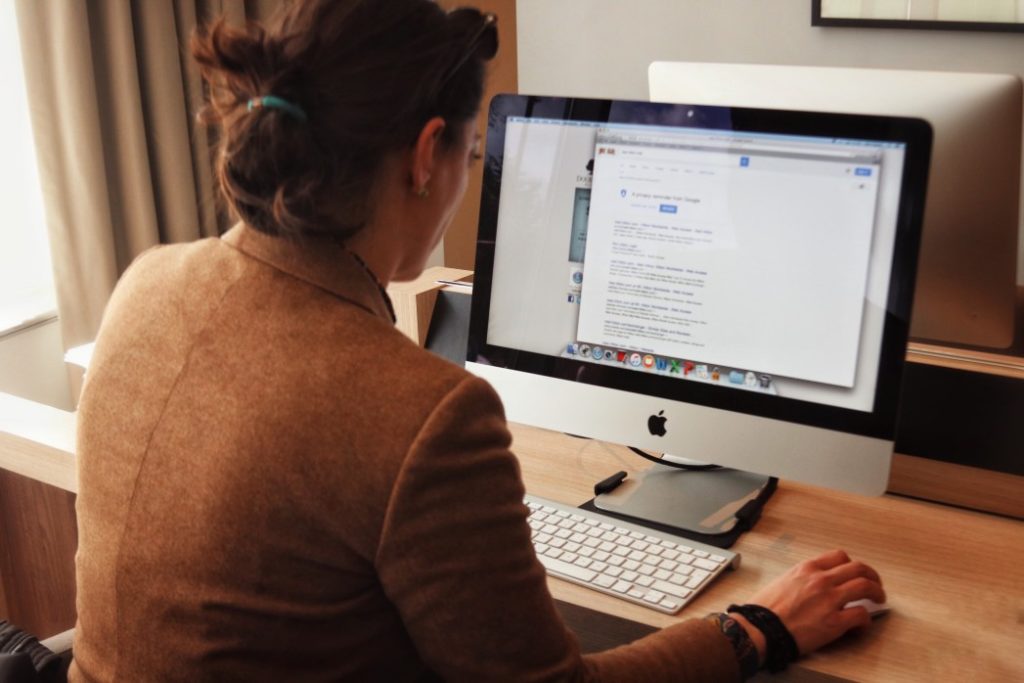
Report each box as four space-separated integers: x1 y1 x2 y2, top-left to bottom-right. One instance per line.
650 62 1022 349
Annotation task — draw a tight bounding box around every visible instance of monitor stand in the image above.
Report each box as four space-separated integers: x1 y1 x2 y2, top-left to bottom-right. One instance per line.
593 455 772 535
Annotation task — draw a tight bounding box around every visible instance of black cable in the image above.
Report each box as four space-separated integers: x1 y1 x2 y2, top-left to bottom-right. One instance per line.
562 432 723 471
627 446 723 471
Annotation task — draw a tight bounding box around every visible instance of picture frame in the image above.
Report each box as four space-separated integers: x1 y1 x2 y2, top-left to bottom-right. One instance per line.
811 0 1024 33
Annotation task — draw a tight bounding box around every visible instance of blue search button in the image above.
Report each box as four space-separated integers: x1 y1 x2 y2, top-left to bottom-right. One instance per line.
659 204 678 214
855 167 873 177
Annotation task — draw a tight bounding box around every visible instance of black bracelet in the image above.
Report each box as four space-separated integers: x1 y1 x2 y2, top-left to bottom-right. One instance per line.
705 613 760 681
727 603 800 673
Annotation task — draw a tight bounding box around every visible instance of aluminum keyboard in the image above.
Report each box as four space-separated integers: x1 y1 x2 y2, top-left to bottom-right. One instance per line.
525 494 738 614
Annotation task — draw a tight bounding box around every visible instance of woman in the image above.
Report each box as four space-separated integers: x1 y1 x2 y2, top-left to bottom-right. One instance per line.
70 1 886 680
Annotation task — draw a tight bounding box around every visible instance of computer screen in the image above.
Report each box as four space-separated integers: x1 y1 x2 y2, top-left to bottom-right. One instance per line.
649 62 1022 349
467 95 930 505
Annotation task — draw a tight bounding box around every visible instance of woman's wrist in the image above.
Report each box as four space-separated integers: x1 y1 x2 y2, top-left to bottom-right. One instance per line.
726 611 767 667
727 603 801 673
705 612 762 680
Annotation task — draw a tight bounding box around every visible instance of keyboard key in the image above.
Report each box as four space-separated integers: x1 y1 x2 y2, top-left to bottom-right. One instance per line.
606 566 623 578
594 574 616 588
622 559 640 571
637 564 656 576
653 580 691 599
592 550 610 562
643 590 666 604
578 547 595 558
628 588 647 599
612 580 632 594
591 561 608 573
574 557 593 568
636 575 655 587
654 569 671 580
692 549 710 558
621 571 639 582
537 554 596 582
693 558 719 571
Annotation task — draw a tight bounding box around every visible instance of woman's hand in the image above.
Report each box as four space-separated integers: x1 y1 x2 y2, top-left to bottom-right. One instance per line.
732 549 886 662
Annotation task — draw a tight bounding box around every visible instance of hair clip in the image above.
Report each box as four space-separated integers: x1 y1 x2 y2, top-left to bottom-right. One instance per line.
247 95 308 123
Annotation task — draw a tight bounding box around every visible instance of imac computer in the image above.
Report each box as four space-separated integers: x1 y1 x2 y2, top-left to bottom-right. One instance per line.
466 95 931 533
649 62 1022 350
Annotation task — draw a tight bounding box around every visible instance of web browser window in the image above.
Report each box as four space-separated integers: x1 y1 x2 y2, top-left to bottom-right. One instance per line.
579 128 881 388
486 117 907 411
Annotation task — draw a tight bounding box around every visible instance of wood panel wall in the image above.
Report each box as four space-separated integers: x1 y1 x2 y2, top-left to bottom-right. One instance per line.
442 0 518 270
0 470 77 639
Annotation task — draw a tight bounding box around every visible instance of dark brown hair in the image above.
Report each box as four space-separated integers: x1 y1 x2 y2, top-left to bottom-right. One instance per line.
192 0 497 241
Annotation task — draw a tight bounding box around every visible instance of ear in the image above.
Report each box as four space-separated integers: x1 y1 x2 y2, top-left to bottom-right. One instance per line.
410 117 447 194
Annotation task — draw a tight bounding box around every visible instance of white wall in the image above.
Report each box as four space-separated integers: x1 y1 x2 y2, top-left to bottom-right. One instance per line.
516 0 1024 283
0 319 74 411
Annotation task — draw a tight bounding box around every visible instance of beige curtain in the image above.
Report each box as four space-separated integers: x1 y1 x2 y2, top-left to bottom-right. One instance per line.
14 0 282 351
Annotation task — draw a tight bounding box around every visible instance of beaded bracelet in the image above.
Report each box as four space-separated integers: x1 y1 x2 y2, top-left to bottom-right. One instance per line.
727 604 800 673
705 612 760 680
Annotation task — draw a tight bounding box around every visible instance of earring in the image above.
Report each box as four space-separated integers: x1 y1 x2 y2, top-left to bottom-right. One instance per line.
417 186 430 199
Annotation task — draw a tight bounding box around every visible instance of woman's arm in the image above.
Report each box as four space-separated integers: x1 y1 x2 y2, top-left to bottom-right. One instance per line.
375 376 740 682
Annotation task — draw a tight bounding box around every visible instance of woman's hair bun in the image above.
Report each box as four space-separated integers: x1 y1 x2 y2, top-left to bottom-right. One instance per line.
191 0 497 242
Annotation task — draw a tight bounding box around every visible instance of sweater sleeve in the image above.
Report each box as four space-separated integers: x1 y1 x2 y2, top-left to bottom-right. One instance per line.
375 376 741 682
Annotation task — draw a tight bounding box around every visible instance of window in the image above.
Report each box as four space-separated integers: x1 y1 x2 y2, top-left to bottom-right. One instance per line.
0 1 56 333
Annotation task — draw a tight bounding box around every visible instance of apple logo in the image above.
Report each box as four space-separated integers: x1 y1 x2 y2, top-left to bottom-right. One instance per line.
647 410 667 437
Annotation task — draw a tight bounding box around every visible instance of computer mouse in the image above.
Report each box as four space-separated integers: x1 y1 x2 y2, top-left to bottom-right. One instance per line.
844 598 890 618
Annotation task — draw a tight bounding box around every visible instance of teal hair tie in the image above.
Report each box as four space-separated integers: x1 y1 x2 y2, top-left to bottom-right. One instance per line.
247 95 308 123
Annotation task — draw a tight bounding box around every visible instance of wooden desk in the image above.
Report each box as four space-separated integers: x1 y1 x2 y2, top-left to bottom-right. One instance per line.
510 423 1024 682
3 392 1022 679
0 393 78 637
